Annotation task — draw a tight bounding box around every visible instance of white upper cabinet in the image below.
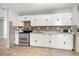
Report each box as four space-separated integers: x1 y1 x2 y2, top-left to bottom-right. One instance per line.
12 20 24 26
42 14 53 26
62 13 72 26
18 16 31 21
53 14 63 26
0 9 6 17
31 13 72 26
72 5 79 26
31 15 42 26
31 14 53 26
53 13 72 26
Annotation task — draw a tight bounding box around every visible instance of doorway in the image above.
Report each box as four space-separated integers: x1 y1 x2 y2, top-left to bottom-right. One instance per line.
0 18 4 48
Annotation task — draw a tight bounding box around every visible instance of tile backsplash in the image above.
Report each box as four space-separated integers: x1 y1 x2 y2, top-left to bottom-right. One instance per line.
32 26 72 32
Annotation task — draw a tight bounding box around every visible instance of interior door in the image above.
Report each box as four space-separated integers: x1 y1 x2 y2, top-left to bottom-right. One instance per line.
0 18 3 48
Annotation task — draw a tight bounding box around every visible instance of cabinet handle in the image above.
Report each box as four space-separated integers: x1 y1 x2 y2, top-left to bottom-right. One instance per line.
35 40 37 42
64 42 66 44
57 19 59 21
49 40 51 43
25 17 27 19
35 19 36 22
46 19 47 22
49 34 51 36
71 18 72 20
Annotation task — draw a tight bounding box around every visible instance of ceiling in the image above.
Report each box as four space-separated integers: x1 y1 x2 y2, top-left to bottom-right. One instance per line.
0 3 77 15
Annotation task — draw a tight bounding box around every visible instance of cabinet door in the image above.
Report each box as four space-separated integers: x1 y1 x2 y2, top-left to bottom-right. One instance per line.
63 34 73 50
76 36 79 52
0 9 5 17
15 32 19 45
31 16 37 26
55 34 64 49
30 33 43 47
46 15 53 26
30 37 39 46
36 15 42 26
19 16 31 21
62 13 72 25
19 16 25 21
49 34 56 48
41 34 49 47
31 15 42 26
41 15 48 26
53 14 63 26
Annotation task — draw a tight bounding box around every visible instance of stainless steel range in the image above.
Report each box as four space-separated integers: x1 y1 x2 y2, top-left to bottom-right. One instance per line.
19 27 32 46
19 32 30 46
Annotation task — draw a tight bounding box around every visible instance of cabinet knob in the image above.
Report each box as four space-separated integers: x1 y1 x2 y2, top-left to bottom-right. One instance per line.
46 19 47 22
71 18 72 20
49 40 51 43
64 42 66 44
35 40 37 42
49 34 51 36
57 19 59 21
25 17 27 19
35 19 36 22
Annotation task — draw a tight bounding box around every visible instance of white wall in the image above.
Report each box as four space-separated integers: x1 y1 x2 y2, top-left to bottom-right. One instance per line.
20 8 72 16
8 8 19 21
8 8 19 47
72 5 79 25
0 5 9 48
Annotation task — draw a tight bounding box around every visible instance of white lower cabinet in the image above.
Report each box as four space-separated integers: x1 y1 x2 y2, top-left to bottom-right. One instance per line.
41 34 49 47
15 31 19 45
49 34 56 48
30 33 73 50
63 34 73 50
55 34 64 49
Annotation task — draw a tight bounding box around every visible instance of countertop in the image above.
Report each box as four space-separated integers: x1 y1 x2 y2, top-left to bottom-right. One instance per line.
30 32 73 34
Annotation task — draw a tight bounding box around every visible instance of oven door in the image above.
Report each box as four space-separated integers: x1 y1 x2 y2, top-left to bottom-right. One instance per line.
19 33 30 45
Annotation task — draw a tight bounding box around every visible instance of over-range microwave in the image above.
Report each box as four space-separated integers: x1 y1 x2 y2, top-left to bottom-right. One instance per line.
63 29 68 32
77 28 79 32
